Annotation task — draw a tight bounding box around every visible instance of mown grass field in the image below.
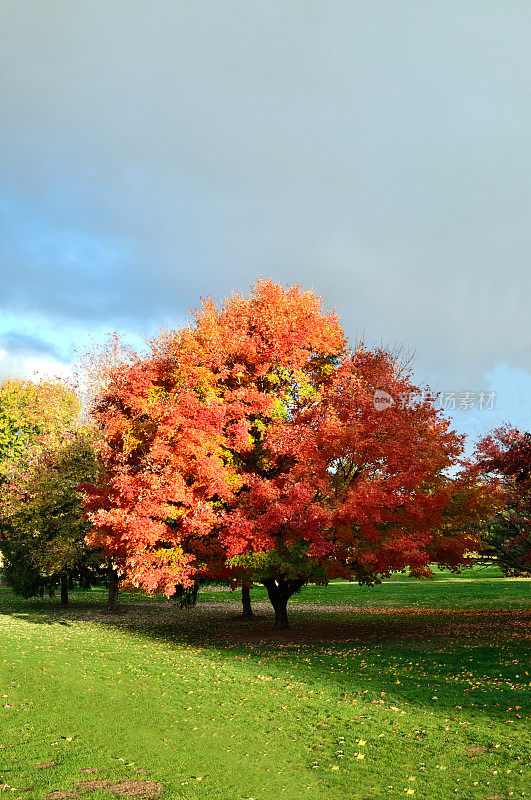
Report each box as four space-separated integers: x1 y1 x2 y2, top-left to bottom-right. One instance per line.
1 566 529 800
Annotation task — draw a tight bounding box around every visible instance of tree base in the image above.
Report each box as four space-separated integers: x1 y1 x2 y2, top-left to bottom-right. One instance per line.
60 576 69 606
263 577 305 630
241 586 254 619
106 566 119 612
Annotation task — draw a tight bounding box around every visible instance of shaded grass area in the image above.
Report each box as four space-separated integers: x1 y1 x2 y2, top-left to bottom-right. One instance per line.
0 570 529 800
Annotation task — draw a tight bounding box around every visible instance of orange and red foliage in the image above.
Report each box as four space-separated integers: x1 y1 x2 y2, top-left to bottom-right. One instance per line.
82 280 494 596
474 425 530 574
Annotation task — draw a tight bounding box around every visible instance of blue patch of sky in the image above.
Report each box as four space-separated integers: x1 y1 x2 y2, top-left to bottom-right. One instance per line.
447 363 531 453
0 189 139 319
1 191 127 274
0 188 159 361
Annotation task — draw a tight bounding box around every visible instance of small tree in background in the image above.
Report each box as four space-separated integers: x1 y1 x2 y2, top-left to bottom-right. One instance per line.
474 426 531 576
1 426 106 604
1 378 82 599
0 379 107 604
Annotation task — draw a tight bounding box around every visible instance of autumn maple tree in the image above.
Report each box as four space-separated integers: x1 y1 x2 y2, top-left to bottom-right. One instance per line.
474 425 531 576
83 280 495 627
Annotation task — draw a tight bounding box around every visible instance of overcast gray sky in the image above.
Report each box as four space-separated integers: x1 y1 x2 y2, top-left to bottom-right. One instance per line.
1 1 530 445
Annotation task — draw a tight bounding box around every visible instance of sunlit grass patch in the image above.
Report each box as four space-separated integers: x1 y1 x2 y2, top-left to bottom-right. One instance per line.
0 568 529 800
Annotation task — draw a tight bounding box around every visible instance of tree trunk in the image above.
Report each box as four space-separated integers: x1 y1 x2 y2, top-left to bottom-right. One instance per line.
241 586 254 618
173 581 199 608
60 575 69 606
263 577 305 629
107 567 119 612
272 595 289 629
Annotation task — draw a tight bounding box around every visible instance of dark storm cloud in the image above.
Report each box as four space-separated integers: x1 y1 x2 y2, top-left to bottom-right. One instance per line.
0 331 66 362
1 0 530 391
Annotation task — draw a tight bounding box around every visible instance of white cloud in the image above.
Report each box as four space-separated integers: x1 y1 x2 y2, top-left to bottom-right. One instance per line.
0 348 72 382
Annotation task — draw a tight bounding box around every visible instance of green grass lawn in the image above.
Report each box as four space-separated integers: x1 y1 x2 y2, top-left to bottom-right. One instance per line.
0 566 529 800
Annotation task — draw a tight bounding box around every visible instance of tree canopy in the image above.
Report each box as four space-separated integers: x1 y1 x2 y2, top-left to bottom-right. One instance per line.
83 280 496 626
474 425 531 576
0 378 80 482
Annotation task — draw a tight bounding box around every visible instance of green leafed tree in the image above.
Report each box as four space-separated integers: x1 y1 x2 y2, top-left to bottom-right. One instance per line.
0 379 107 603
0 378 80 481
